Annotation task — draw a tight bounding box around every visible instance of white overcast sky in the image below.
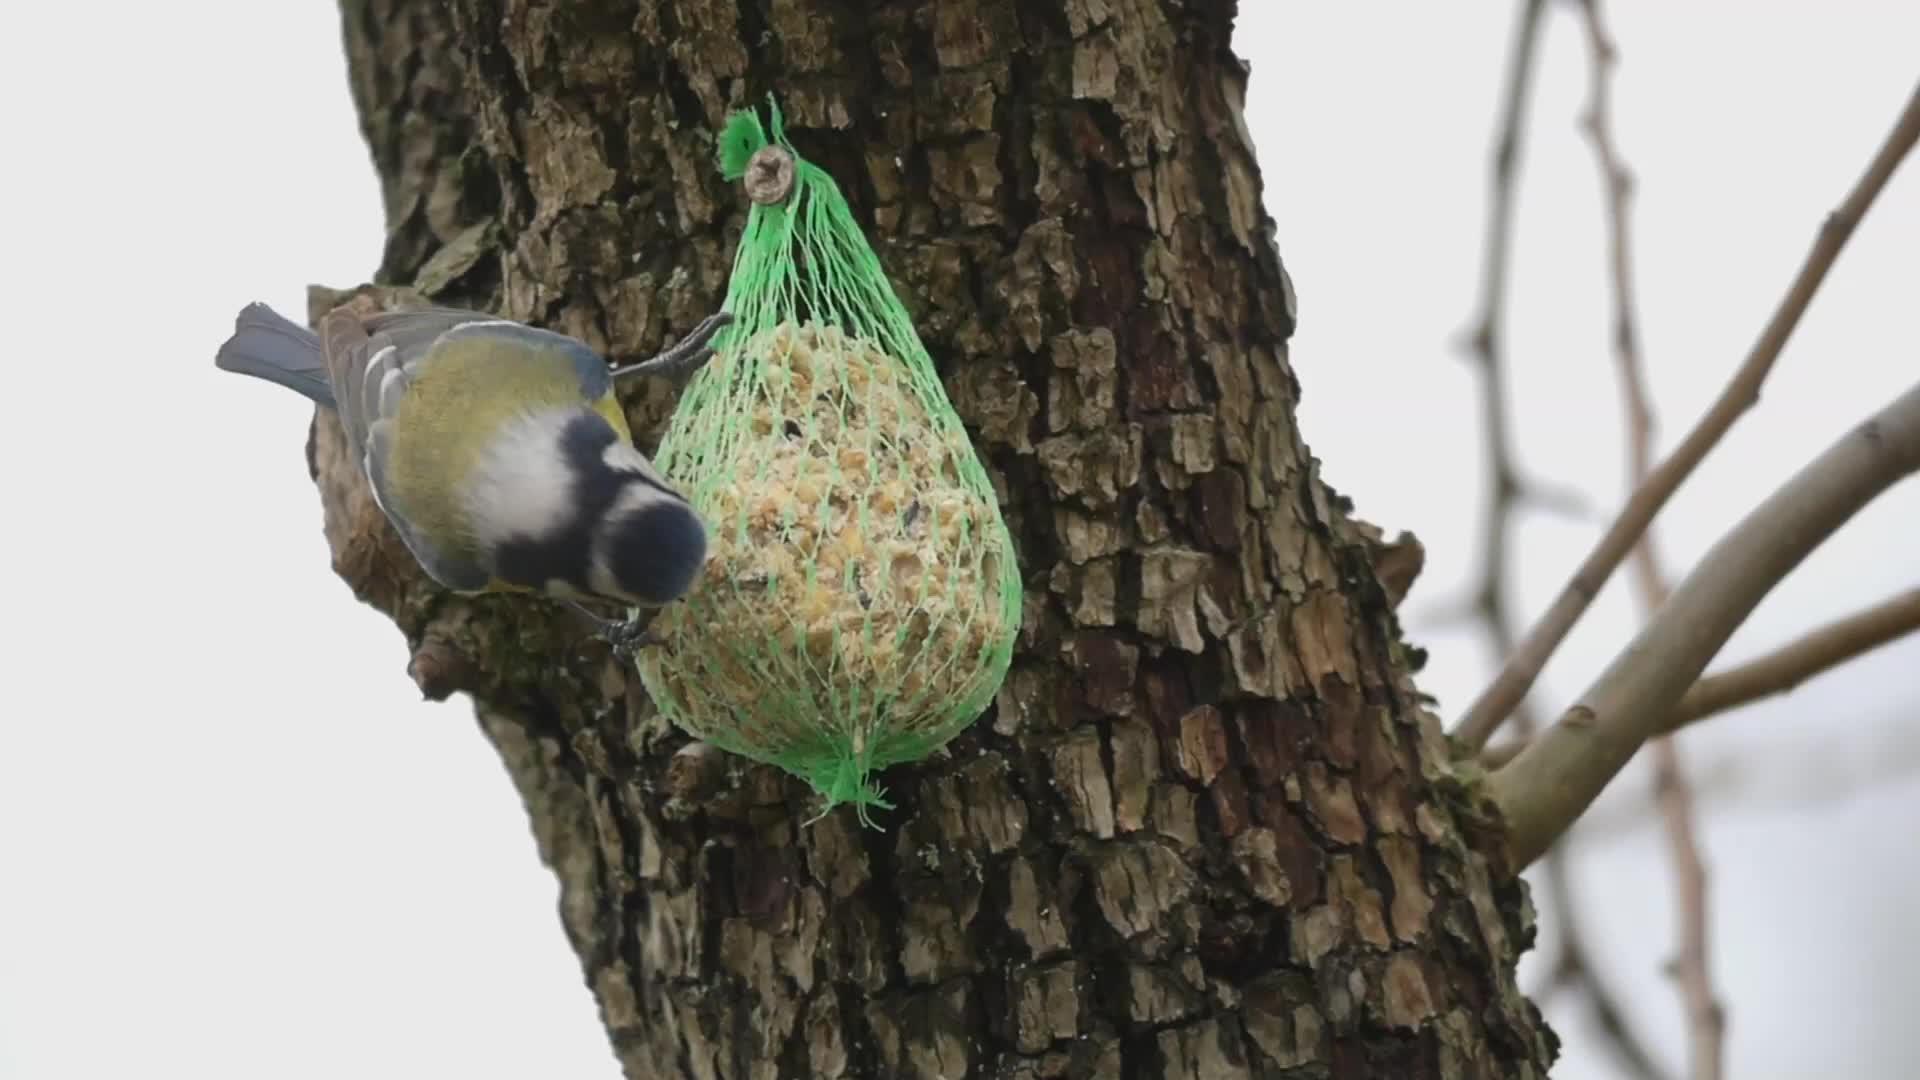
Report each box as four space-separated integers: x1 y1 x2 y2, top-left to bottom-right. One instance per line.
3 4 1916 1079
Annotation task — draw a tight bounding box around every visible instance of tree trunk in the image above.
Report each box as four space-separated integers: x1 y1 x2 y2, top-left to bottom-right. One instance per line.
322 2 1556 1076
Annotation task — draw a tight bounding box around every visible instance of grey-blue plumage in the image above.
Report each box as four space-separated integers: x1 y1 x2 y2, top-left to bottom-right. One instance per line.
213 303 335 406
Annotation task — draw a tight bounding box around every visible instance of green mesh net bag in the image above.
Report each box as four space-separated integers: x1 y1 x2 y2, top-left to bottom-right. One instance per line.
634 101 1023 823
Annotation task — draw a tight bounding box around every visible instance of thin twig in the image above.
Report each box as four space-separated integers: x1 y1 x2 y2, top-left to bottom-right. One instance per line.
1572 4 1723 1076
1568 710 1920 843
1454 79 1920 752
1481 589 1920 768
1650 739 1720 1080
1537 852 1675 1080
1494 376 1920 868
1678 589 1920 720
1461 6 1672 1078
1463 0 1551 742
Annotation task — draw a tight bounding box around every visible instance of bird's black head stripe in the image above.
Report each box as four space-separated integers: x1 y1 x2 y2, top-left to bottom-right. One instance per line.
492 412 631 594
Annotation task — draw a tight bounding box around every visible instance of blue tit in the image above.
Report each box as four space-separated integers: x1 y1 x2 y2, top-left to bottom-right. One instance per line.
214 300 732 647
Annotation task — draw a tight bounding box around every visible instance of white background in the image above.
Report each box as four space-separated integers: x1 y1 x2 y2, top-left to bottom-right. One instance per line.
2 3 1915 1078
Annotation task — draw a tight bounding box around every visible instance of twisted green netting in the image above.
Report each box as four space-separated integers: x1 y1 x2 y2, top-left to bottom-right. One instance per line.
634 99 1023 825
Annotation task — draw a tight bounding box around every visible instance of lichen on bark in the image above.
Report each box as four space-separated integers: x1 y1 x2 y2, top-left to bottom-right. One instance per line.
310 1 1558 1077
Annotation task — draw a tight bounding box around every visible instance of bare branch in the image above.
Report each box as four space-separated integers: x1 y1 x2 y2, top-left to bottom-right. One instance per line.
1461 0 1550 739
1649 741 1720 1080
1459 8 1670 1075
1494 377 1920 869
1680 590 1920 720
1481 589 1920 768
1454 79 1920 751
1570 5 1723 1076
1536 850 1676 1080
1569 708 1920 843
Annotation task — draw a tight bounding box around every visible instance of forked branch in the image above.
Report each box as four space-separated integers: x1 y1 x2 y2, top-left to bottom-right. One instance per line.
1481 590 1920 769
1494 377 1920 869
1455 80 1920 751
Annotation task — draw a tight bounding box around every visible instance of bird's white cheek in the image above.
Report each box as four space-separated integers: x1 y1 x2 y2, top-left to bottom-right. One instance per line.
460 411 578 550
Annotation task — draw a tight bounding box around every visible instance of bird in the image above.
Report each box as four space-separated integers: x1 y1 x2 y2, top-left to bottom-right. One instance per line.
214 299 733 648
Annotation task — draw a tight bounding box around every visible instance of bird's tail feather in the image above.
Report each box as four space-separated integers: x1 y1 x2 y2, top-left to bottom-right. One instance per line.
215 303 335 406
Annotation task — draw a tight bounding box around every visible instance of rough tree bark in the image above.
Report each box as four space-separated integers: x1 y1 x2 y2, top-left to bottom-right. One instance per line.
317 2 1556 1077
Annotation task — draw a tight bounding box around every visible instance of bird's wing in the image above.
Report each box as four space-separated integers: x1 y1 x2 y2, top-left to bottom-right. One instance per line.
321 305 612 453
361 308 614 402
317 307 492 592
365 418 490 591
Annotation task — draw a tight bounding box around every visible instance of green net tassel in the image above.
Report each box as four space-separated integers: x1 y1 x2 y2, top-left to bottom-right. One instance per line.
635 98 1024 826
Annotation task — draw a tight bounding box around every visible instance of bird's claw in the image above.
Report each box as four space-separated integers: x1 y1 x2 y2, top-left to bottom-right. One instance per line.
599 620 661 652
566 601 664 653
610 311 735 382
